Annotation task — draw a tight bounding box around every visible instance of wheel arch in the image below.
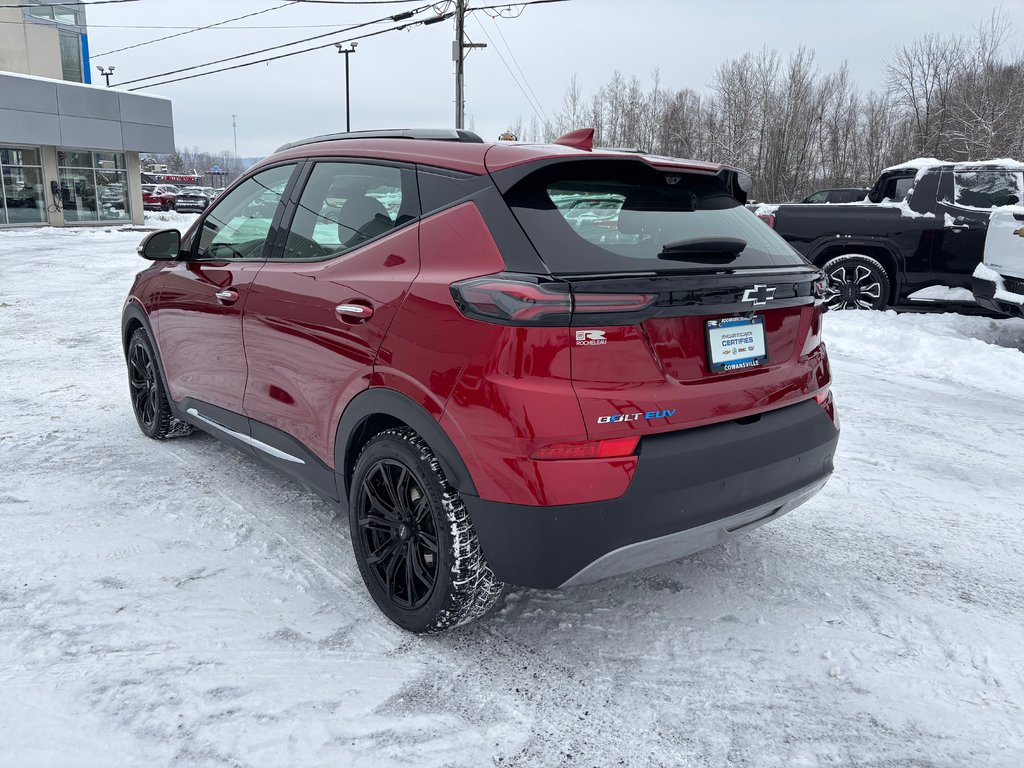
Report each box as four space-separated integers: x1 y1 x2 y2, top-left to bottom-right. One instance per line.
334 388 477 503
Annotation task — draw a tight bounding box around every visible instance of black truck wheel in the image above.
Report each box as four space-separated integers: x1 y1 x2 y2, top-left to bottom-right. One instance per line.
821 254 891 310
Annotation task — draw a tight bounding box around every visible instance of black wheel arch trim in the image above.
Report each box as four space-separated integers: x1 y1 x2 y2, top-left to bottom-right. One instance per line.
334 388 477 501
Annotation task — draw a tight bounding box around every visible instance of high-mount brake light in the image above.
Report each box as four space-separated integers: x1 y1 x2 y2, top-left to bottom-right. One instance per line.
451 275 656 325
531 436 639 461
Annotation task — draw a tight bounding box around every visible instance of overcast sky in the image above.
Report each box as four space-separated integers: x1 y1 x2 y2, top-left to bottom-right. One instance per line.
84 0 1023 159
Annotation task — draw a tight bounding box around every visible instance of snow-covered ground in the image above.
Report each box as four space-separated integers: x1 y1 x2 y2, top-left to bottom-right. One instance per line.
1 223 1023 767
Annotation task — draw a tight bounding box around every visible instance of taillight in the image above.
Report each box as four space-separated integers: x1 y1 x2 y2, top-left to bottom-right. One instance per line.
812 273 828 305
452 277 571 324
531 436 639 460
756 213 775 228
451 274 656 326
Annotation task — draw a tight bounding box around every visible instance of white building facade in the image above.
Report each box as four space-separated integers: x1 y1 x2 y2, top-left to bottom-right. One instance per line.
0 2 175 227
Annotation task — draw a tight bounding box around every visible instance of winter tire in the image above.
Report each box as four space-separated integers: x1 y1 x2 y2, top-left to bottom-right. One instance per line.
127 328 192 440
349 427 504 633
162 201 174 212
821 254 891 310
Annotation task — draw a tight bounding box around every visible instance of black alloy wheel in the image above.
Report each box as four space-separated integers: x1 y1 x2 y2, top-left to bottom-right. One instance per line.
822 254 891 311
357 458 439 610
348 428 504 633
126 328 191 440
128 339 158 432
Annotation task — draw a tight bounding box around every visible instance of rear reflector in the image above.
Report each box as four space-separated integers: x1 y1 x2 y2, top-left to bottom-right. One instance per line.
530 436 639 460
814 389 837 427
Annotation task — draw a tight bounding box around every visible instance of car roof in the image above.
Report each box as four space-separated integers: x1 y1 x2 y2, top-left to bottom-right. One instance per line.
260 131 730 177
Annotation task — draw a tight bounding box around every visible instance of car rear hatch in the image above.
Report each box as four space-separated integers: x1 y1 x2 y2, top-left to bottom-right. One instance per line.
490 156 831 439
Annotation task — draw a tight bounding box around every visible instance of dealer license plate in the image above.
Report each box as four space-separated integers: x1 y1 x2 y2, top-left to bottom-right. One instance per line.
706 315 768 373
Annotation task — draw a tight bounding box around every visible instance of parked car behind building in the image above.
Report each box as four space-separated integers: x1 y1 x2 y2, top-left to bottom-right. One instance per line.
174 187 216 213
142 184 179 211
798 187 869 204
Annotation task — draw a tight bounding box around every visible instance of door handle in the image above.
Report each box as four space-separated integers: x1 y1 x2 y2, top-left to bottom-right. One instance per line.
215 288 239 303
335 303 374 322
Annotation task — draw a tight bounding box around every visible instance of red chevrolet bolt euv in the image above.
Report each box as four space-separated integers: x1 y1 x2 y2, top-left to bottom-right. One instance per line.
123 128 839 632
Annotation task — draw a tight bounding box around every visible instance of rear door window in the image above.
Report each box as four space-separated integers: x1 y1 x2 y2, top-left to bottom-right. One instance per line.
951 170 1023 209
279 161 413 261
502 159 806 274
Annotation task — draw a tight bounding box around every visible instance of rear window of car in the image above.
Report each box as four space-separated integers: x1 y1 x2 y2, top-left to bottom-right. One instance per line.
502 159 806 274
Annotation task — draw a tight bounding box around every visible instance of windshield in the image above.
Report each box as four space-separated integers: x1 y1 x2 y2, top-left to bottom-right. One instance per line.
503 159 807 273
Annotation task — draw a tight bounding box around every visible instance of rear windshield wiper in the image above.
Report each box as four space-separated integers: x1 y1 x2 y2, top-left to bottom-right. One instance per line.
659 237 746 260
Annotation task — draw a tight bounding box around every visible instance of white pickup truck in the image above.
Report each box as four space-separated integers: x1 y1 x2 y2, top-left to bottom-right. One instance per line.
972 207 1024 317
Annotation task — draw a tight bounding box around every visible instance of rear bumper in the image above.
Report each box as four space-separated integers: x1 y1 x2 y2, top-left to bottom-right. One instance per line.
463 399 839 588
972 275 1024 318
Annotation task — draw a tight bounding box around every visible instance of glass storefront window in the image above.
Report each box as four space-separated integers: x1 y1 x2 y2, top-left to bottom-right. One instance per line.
57 150 132 222
59 168 98 223
1 146 47 226
57 151 91 168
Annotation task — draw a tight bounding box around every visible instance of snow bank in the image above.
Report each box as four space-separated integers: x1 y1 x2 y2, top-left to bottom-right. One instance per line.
907 285 976 302
826 310 1024 393
143 210 200 229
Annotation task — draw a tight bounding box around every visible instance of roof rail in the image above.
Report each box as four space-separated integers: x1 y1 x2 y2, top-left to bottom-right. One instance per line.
276 128 484 153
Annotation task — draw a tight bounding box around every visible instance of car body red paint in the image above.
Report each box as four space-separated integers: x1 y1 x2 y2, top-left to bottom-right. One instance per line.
124 129 839 595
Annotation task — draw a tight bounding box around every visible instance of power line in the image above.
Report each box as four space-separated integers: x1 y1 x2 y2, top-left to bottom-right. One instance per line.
470 12 545 124
0 0 139 6
0 20 390 28
127 11 451 91
117 5 432 87
92 2 301 58
467 0 567 13
487 12 547 123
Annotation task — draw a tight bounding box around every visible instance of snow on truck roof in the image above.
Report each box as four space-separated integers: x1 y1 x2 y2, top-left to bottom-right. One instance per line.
883 157 1024 173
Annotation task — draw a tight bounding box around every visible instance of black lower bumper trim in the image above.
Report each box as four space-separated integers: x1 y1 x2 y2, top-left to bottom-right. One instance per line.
463 399 839 589
972 276 1024 318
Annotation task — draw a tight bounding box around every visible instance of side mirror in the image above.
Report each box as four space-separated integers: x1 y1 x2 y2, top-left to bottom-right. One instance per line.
137 229 181 261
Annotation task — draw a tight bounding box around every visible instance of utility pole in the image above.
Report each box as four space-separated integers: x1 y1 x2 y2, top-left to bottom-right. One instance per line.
232 114 238 158
453 1 485 129
96 65 115 87
335 42 358 132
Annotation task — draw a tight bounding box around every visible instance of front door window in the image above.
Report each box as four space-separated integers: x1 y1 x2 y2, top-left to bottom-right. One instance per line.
195 165 295 260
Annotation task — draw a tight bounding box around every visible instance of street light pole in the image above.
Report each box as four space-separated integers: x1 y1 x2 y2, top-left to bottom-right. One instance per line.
232 114 238 158
335 42 358 132
96 65 115 87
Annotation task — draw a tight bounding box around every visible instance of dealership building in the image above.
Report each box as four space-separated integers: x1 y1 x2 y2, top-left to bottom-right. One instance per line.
0 1 175 227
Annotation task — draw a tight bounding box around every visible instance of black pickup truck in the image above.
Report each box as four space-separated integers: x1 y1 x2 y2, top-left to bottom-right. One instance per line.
760 161 1024 310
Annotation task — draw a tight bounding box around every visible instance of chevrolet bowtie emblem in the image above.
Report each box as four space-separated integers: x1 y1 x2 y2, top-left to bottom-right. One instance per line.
742 284 776 306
